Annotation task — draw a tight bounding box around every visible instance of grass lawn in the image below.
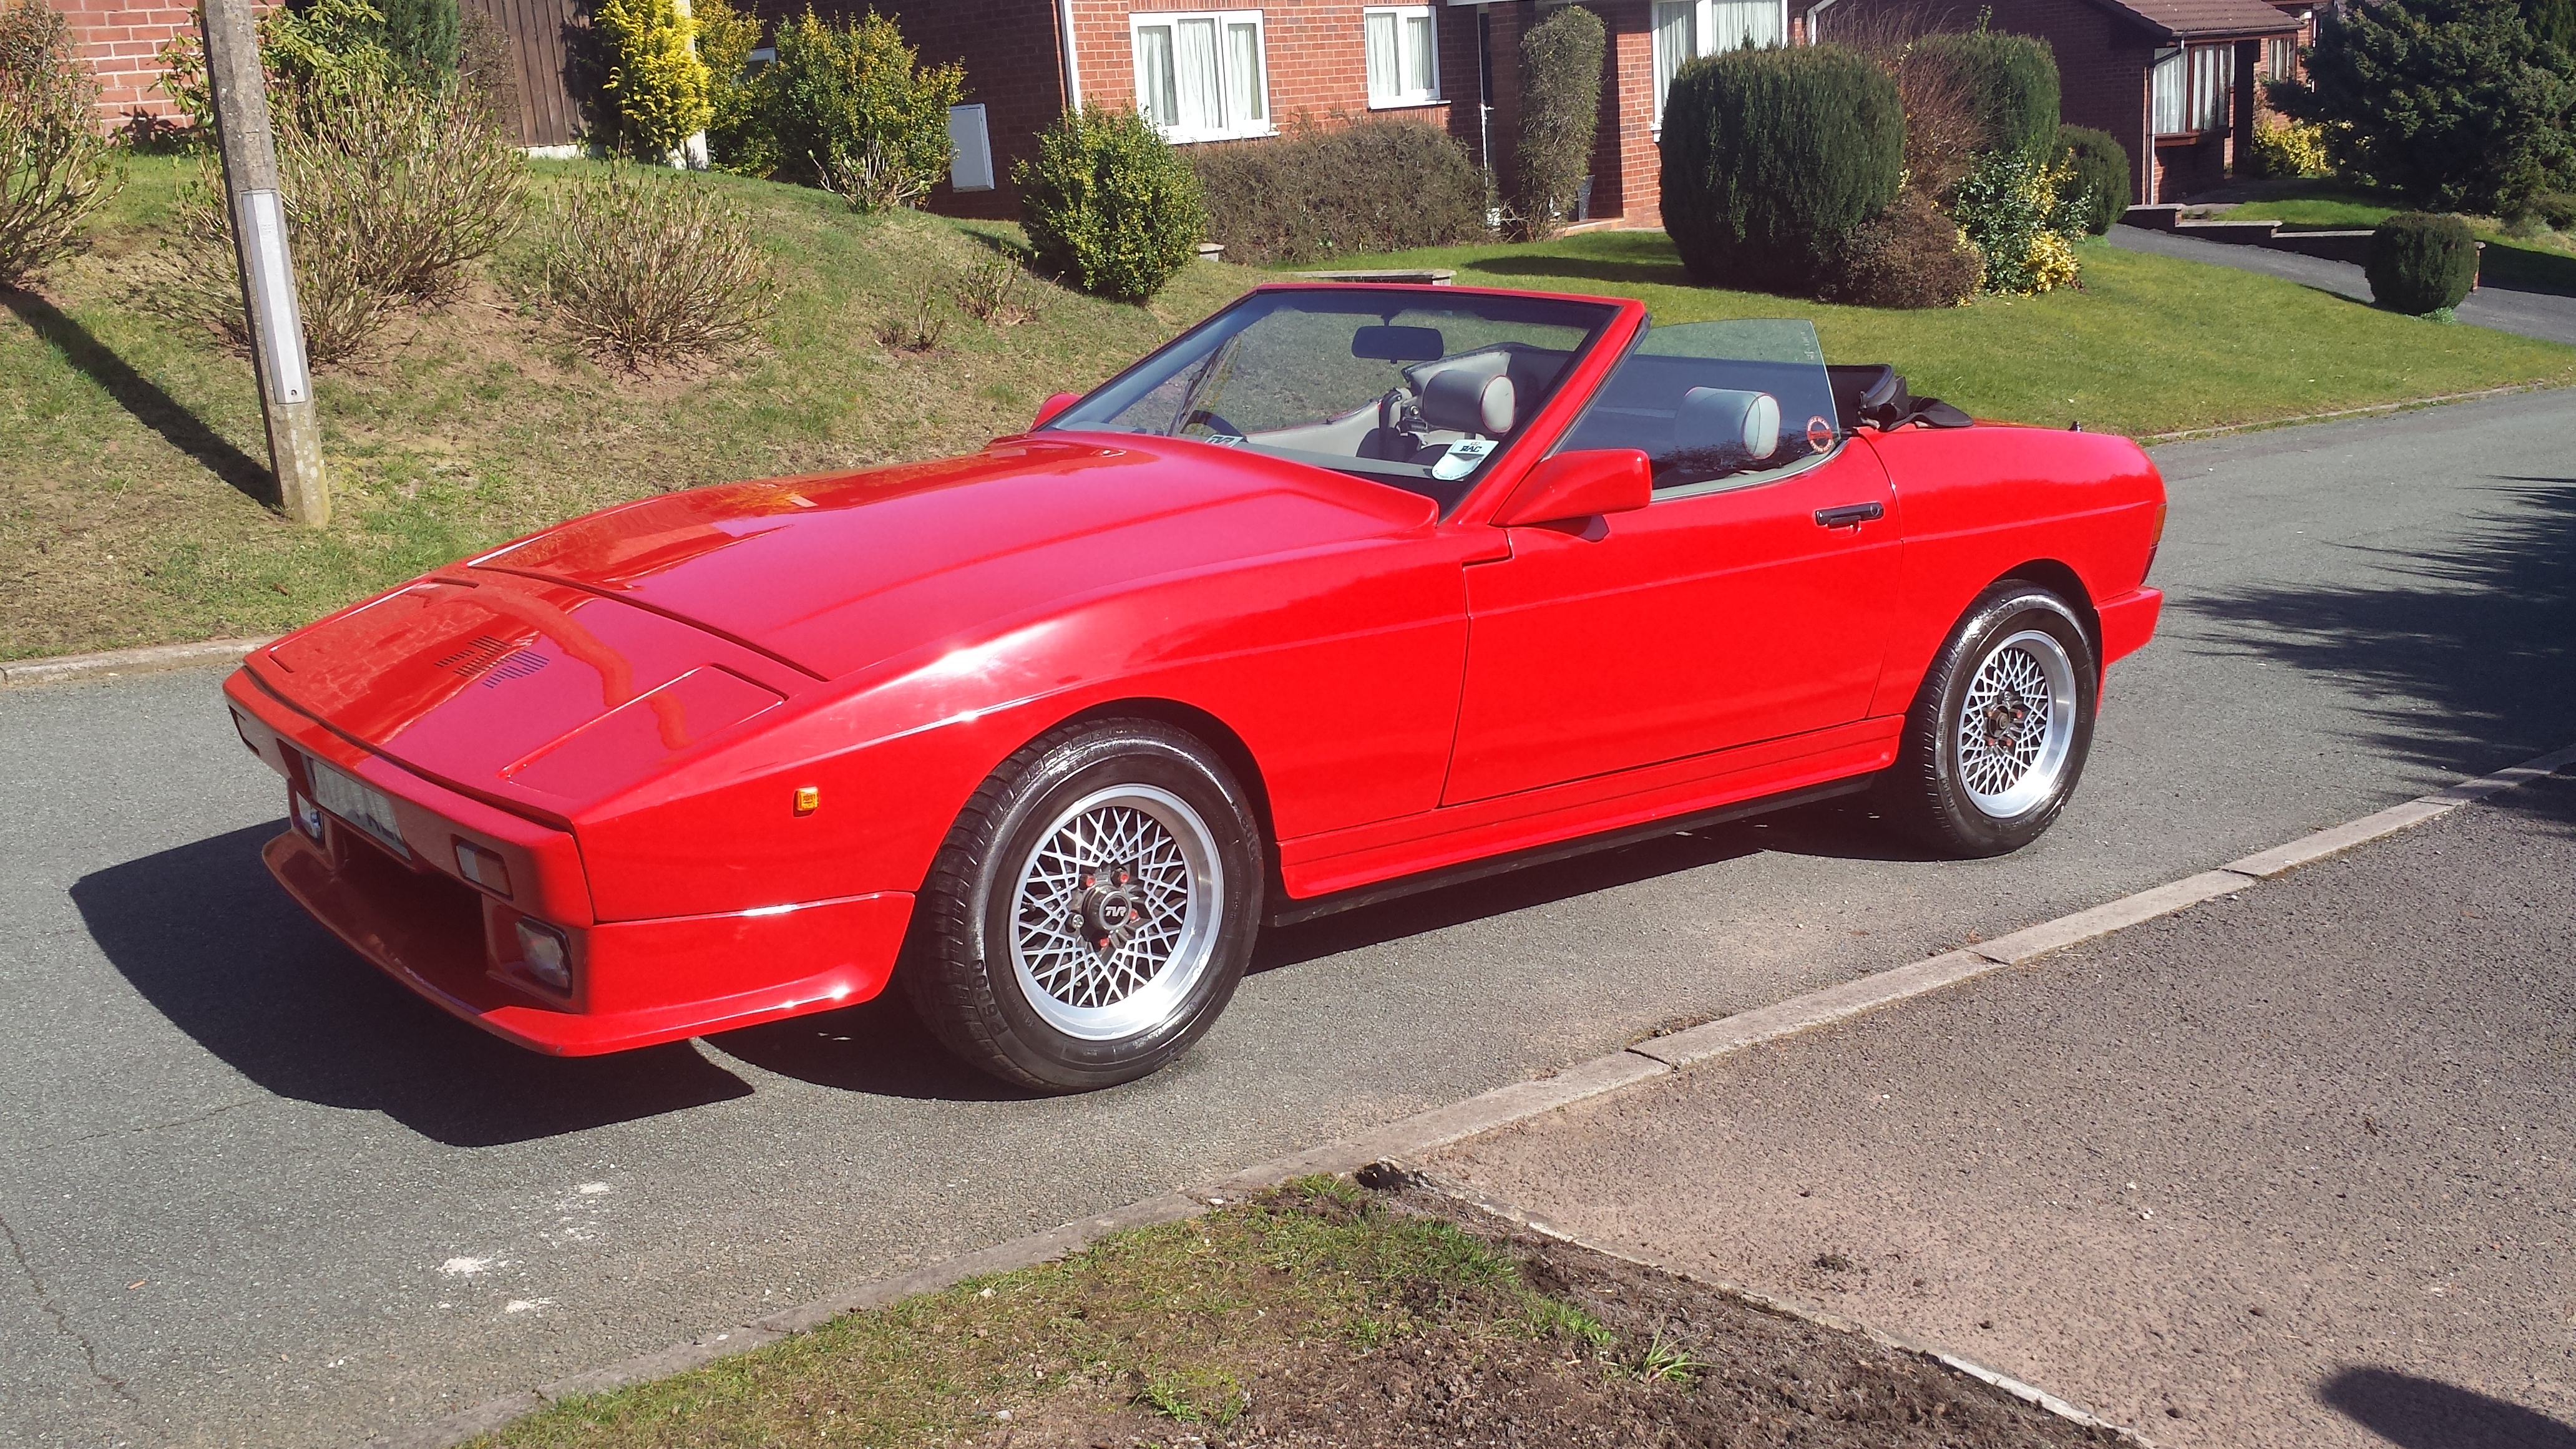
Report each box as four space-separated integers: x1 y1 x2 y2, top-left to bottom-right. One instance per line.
2215 186 2576 297
1289 229 2575 436
464 1176 2102 1448
4 156 2571 661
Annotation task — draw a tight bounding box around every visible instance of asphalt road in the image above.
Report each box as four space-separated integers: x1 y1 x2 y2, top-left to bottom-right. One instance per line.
4 389 2573 1448
2105 226 2576 348
1437 769 2576 1449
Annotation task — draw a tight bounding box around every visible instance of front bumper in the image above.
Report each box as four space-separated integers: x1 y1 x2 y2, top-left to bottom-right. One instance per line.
227 668 912 1056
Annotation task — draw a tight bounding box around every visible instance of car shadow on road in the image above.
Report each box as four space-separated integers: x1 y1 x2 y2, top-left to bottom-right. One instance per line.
72 823 756 1148
2320 1366 2576 1449
2172 477 2576 793
707 993 1043 1103
1251 794 1926 973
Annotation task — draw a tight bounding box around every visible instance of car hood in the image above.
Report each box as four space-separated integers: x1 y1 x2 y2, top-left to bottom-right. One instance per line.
467 434 1441 681
248 436 1438 816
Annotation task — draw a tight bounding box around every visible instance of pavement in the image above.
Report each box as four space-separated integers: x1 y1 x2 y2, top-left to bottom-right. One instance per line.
1435 768 2576 1449
2105 225 2576 348
4 388 2575 1448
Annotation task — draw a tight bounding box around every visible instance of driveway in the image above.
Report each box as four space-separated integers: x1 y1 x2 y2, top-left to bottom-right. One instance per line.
2107 225 2576 348
3 390 2573 1447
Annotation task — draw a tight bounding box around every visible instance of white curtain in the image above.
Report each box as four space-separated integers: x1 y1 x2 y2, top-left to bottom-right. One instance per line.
1707 0 1782 52
1402 12 1434 94
1653 1 1695 117
1138 25 1178 129
1366 11 1398 100
2150 49 2185 134
2189 44 2233 132
1227 19 1265 122
1173 16 1222 132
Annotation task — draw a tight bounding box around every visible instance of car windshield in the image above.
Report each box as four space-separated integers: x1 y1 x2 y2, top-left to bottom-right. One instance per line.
1045 288 1620 510
1559 319 1846 495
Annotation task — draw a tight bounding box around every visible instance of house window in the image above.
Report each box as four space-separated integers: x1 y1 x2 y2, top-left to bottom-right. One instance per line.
1652 0 1788 122
1365 6 1439 106
2263 34 2296 80
2151 43 2233 135
1133 10 1270 142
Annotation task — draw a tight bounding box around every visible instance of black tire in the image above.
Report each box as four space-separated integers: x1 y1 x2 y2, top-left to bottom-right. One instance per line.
1881 582 2099 857
902 719 1264 1093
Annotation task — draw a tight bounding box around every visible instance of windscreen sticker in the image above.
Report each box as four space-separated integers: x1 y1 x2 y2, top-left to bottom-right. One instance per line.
1807 415 1836 452
1431 438 1497 481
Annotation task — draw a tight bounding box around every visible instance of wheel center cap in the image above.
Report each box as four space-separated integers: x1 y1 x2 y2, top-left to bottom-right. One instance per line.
1079 871 1139 950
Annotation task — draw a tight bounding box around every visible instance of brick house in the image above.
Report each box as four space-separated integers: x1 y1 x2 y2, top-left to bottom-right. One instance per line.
49 0 203 130
1810 0 2300 204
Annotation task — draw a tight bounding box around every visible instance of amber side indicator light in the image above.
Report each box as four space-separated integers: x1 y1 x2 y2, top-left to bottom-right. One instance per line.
794 786 820 816
2145 500 2169 583
454 839 513 898
514 919 572 993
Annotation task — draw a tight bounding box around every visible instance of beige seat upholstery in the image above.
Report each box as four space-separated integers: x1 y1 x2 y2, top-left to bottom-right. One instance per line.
1675 386 1780 461
1420 367 1516 436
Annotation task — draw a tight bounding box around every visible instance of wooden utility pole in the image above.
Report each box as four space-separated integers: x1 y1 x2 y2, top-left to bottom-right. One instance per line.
198 0 328 525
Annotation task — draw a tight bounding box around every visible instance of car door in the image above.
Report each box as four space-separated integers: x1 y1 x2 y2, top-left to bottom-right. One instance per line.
1441 334 1901 806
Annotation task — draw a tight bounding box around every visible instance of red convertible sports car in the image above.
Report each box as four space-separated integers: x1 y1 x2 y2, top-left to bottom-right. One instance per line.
223 283 2164 1091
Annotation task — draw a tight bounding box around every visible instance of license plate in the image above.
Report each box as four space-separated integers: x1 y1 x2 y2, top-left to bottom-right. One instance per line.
306 756 408 857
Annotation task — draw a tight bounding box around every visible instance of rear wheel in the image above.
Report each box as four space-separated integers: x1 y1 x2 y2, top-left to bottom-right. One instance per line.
1882 582 2097 857
904 720 1262 1092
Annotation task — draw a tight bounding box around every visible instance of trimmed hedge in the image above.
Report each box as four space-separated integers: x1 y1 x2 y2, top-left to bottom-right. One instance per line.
2056 124 2129 234
1192 120 1486 265
1659 44 1904 295
1514 4 1604 238
1823 187 1980 308
2365 212 2479 313
1912 31 2059 159
1017 107 1206 300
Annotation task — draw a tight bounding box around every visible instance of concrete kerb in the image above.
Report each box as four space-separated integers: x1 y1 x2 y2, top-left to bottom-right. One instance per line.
0 637 273 687
361 741 2576 1449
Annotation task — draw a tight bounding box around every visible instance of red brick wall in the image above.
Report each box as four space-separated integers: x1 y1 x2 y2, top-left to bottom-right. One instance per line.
52 0 209 130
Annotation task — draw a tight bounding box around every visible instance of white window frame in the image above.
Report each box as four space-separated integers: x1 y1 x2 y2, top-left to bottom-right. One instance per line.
1651 0 1792 129
1130 9 1274 144
1364 5 1441 108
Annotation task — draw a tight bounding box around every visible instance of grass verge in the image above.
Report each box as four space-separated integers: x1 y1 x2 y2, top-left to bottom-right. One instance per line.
466 1176 2111 1448
1287 230 2575 437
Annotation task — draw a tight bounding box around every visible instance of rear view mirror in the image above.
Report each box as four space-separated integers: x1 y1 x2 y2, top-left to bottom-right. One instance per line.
1032 391 1081 430
1352 324 1445 363
1491 449 1651 529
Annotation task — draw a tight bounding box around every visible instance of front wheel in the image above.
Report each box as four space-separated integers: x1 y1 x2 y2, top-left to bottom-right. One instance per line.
1881 583 2098 857
904 720 1263 1092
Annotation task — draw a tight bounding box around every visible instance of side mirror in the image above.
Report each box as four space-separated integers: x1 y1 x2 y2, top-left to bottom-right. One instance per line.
1490 449 1651 529
1032 391 1082 431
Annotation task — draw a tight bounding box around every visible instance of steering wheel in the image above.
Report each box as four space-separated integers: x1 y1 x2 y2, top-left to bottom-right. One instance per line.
1179 408 1245 439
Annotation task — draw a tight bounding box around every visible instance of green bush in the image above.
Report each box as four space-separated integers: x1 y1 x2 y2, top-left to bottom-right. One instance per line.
1659 44 1903 296
2056 124 2129 233
1911 31 2060 159
535 168 776 363
0 0 122 285
2366 212 2479 313
1953 147 2084 293
376 0 459 77
1191 119 1486 265
2244 110 2330 178
596 0 711 161
2270 0 2576 215
768 7 964 209
1513 3 1603 239
693 0 777 176
1822 187 1979 308
261 0 404 97
1017 106 1204 300
2532 190 2576 228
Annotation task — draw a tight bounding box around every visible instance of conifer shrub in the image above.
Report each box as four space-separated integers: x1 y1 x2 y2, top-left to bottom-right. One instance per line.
2056 124 2129 233
1911 31 2060 159
1017 106 1204 301
0 0 122 286
1513 4 1604 238
1191 119 1486 264
2365 212 2479 313
1659 44 1903 296
375 0 459 77
596 0 711 161
767 7 963 208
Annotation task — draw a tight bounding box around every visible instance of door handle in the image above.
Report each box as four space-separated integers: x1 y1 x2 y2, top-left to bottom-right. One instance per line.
1813 502 1885 529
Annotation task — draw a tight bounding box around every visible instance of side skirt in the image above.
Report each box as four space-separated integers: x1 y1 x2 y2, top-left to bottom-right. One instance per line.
1265 774 1876 929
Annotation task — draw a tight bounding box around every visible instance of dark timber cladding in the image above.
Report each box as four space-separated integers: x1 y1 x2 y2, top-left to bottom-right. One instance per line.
460 0 590 147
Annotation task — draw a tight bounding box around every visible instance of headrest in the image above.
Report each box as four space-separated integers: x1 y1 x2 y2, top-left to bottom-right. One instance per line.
1420 368 1516 436
1674 387 1780 461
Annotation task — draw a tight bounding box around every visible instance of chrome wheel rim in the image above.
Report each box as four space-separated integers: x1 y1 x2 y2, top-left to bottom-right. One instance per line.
1008 784 1222 1041
1956 628 2077 819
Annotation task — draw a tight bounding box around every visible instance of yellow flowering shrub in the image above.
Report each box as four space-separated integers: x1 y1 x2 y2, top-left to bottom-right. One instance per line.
1951 150 2088 295
596 0 711 161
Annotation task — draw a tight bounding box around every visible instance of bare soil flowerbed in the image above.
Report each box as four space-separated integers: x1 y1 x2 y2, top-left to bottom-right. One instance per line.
479 1176 2117 1449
